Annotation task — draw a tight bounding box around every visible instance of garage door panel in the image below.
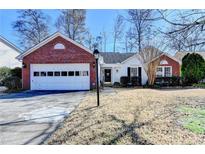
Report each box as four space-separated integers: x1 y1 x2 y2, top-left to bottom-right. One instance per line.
30 64 90 90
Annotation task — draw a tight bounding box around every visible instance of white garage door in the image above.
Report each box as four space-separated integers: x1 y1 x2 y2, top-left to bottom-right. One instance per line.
30 64 90 90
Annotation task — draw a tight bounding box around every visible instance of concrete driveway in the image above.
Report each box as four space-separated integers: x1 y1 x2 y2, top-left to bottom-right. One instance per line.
0 90 87 145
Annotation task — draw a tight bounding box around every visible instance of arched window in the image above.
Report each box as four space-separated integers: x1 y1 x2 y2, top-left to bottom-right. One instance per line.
160 60 168 65
54 43 65 50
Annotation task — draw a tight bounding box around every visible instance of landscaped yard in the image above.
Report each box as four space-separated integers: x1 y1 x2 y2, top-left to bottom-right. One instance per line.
47 88 205 145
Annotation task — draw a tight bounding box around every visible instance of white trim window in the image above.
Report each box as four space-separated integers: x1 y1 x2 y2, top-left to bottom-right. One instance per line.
156 66 172 77
130 67 138 77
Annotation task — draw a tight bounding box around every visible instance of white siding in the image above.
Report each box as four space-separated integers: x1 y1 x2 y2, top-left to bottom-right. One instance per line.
0 41 21 68
100 55 148 85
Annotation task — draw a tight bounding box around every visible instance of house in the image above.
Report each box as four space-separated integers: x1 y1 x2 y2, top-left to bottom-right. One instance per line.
150 53 181 78
99 52 148 85
17 32 96 90
175 51 205 61
16 31 182 91
99 50 181 86
0 36 22 68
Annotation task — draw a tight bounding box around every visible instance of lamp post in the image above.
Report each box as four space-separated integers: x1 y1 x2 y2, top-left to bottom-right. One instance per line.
93 49 100 107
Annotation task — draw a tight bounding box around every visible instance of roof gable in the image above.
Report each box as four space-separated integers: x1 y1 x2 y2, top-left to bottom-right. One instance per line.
148 52 181 65
16 32 93 60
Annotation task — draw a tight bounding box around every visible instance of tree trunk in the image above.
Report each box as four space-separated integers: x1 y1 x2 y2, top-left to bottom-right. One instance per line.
147 59 160 85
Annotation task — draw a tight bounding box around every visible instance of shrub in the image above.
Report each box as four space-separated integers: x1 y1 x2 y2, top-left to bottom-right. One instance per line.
0 67 11 85
155 76 181 86
131 76 141 86
3 76 22 90
181 53 205 85
193 83 205 88
11 67 22 79
0 67 22 90
113 82 121 88
120 76 129 87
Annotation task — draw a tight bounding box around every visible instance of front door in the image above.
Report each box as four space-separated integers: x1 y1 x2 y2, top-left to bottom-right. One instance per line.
104 69 111 82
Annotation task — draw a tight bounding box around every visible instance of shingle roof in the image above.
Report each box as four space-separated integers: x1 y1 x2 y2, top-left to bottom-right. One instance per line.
175 51 205 61
100 52 135 64
0 35 22 53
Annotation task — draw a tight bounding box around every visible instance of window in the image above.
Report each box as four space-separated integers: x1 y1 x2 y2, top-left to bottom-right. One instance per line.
54 43 65 50
130 68 138 77
54 71 60 76
75 71 80 76
40 72 46 76
156 67 163 77
68 71 74 76
61 71 67 76
47 72 53 76
82 71 88 76
156 66 172 77
34 72 39 76
164 67 171 77
160 60 168 65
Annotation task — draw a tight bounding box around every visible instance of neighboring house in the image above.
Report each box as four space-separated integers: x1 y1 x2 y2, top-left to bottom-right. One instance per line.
175 51 205 61
17 32 96 90
99 52 148 85
150 53 181 78
0 36 22 68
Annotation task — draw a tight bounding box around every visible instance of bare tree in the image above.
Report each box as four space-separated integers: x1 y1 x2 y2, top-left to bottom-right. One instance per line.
127 9 155 52
13 9 50 49
113 15 124 52
56 9 87 44
159 9 205 51
124 28 136 52
101 31 108 52
139 44 165 85
84 31 94 50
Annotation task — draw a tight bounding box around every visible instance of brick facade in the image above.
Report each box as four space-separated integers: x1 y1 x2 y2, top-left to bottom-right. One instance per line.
158 54 180 76
22 36 96 90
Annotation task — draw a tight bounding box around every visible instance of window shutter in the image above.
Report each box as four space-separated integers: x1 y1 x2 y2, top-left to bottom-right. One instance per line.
127 67 131 82
138 67 142 85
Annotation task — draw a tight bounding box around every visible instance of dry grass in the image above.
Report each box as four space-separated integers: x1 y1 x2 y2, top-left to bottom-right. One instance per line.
47 88 205 145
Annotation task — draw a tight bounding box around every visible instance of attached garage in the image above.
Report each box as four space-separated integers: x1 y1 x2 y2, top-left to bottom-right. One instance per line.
17 32 96 90
30 64 90 90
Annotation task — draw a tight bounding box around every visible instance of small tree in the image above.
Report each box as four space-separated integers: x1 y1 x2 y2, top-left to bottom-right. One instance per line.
181 53 205 85
139 46 162 85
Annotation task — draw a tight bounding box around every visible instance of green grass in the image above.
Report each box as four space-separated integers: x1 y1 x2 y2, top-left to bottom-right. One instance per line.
178 106 205 134
193 83 205 88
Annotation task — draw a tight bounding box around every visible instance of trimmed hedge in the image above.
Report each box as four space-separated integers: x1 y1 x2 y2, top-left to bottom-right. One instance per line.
120 76 141 87
155 76 181 86
120 76 129 87
131 76 141 86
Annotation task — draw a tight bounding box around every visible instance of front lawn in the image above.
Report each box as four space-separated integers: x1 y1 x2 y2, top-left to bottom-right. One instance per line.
178 106 205 134
47 88 205 145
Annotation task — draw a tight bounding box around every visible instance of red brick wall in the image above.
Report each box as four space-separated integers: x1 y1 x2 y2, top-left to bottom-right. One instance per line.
22 36 96 90
158 55 180 76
